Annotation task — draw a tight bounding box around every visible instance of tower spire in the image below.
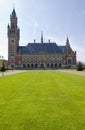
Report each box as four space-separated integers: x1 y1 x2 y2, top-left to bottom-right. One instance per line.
66 36 70 46
12 4 16 17
41 31 43 43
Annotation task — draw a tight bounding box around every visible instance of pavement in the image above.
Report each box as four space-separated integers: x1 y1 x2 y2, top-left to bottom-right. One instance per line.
57 69 85 76
0 69 85 77
0 70 27 77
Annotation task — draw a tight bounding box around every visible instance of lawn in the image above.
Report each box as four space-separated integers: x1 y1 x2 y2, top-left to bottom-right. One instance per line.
0 70 85 130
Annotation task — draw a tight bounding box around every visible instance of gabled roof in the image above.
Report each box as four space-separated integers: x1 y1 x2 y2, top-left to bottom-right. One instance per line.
58 46 68 52
18 43 67 54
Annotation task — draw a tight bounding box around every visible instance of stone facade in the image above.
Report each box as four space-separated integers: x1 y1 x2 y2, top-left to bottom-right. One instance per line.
7 9 76 69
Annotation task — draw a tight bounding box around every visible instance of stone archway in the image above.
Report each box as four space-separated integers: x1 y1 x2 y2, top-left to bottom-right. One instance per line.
35 64 38 68
59 63 61 67
31 64 34 68
51 63 53 68
41 63 44 68
47 63 49 68
55 63 57 68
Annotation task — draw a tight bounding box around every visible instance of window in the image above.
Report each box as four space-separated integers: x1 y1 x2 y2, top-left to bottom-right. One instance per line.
51 63 53 68
23 64 26 68
68 59 72 65
35 64 37 68
27 64 30 68
59 63 61 67
11 64 14 68
55 63 57 67
31 64 34 68
47 63 49 68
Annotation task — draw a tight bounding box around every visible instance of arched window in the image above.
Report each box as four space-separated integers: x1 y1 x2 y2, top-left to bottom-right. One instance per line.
55 63 57 68
47 63 49 68
59 63 61 67
11 64 14 68
51 63 53 68
68 59 72 65
41 63 44 68
23 64 26 68
35 64 38 68
27 64 30 68
31 64 34 68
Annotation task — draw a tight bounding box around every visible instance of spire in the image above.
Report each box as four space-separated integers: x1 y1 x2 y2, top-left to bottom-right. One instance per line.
41 31 43 43
66 36 70 46
12 6 16 17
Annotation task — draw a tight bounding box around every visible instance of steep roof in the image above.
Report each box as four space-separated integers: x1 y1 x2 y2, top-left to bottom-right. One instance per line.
18 43 67 54
58 46 68 52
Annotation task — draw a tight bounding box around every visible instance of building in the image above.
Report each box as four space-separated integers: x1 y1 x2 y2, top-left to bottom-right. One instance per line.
7 9 76 69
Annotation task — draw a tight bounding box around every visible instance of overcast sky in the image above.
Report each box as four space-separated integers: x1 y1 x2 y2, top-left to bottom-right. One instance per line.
0 0 85 62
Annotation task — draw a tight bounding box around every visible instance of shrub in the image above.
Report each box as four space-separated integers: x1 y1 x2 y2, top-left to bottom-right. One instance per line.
77 62 83 71
0 62 6 76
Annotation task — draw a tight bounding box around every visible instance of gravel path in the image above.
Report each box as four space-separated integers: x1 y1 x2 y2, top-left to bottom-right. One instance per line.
0 70 27 77
58 69 85 76
0 69 85 77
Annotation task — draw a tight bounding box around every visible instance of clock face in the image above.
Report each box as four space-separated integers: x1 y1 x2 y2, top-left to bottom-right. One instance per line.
10 38 15 44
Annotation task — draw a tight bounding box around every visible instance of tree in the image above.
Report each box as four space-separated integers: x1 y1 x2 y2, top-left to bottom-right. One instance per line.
77 62 83 71
1 62 6 76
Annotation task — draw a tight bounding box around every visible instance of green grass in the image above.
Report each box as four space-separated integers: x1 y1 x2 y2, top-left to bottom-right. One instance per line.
0 70 85 130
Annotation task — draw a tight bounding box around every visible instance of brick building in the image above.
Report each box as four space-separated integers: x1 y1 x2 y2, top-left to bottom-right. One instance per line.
7 9 76 69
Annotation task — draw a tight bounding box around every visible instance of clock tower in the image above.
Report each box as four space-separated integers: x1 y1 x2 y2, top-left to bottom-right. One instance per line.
7 8 20 68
